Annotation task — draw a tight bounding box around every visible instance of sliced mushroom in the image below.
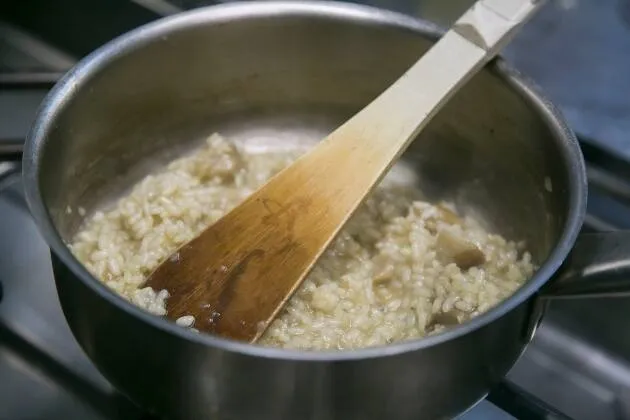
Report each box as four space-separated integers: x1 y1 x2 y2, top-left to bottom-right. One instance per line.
437 203 463 225
372 258 395 286
430 311 460 327
453 248 486 270
424 203 463 234
425 311 461 332
197 134 245 182
436 229 485 270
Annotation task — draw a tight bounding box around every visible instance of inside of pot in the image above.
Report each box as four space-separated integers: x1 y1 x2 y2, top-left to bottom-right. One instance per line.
34 9 574 346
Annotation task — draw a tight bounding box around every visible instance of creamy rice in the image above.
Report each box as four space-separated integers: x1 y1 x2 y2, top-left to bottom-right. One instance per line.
70 133 535 350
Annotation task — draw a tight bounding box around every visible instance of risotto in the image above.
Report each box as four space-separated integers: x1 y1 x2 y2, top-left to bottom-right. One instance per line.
70 133 535 350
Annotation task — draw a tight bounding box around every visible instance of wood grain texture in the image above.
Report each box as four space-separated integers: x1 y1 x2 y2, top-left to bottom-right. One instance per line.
144 0 544 343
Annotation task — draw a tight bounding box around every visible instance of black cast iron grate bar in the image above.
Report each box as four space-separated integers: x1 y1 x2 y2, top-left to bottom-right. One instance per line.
487 382 573 420
0 0 162 60
0 321 146 419
0 72 61 89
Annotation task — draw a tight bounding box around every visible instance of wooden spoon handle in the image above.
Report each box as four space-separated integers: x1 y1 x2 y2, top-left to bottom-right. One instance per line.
324 0 544 168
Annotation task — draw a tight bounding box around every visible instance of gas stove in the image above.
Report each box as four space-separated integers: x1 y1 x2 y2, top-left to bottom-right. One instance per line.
1 1 630 419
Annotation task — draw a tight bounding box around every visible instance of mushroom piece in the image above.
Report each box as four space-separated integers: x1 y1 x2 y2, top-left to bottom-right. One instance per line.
424 203 464 234
436 229 486 270
437 203 463 225
372 256 395 286
426 311 460 331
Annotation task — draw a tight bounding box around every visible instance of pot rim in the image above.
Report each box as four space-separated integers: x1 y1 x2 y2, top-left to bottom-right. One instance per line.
22 0 587 362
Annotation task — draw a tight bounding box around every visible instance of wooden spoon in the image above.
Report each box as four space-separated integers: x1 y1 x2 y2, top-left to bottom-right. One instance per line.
145 0 544 342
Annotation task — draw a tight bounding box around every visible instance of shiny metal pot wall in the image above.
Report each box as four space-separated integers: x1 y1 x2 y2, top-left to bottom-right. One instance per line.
21 2 630 419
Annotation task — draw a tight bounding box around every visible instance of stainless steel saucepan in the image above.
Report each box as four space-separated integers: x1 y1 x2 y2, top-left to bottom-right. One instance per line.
19 2 630 419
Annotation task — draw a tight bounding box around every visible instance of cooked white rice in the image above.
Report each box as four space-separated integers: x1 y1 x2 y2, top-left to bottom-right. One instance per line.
70 133 535 350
